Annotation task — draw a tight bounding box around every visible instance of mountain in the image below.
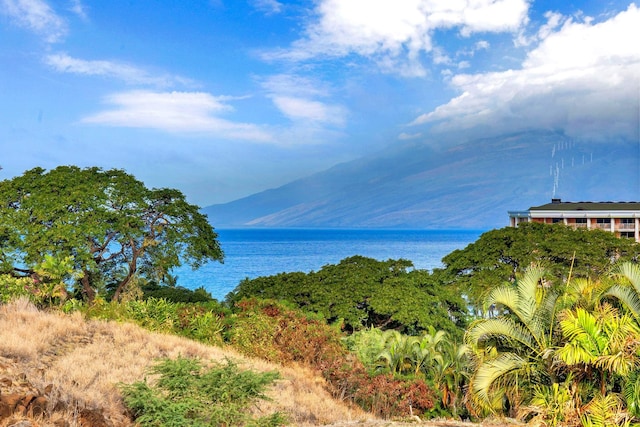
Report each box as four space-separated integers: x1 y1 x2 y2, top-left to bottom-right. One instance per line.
203 131 640 229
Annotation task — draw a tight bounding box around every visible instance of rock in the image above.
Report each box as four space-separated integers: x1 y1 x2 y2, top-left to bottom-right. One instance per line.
0 393 22 410
79 408 111 427
20 394 36 407
29 396 48 417
53 418 70 427
0 402 13 419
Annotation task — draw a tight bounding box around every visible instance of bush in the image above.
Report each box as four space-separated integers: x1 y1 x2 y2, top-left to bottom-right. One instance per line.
0 274 38 304
141 283 215 303
227 298 437 419
121 356 286 426
83 298 228 345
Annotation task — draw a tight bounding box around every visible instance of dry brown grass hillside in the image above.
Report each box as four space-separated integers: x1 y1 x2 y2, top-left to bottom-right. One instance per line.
0 299 514 427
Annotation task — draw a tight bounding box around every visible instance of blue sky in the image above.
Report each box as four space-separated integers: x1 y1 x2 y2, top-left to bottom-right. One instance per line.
1 0 639 206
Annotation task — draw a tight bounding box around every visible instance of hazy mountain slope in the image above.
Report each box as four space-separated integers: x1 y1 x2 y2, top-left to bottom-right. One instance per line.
203 131 639 229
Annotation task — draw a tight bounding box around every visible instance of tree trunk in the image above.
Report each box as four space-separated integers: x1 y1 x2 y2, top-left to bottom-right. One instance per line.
81 272 96 303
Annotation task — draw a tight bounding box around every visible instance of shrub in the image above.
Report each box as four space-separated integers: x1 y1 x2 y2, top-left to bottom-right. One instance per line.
228 298 437 419
141 282 215 303
0 274 38 304
121 356 286 426
83 298 227 345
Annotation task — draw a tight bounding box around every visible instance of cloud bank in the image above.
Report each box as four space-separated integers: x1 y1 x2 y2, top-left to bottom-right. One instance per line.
265 0 530 75
411 4 640 141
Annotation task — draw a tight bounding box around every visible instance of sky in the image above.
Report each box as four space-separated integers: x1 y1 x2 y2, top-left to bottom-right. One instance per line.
1 0 639 207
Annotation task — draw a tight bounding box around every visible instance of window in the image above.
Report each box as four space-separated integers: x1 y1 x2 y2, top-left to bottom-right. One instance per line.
575 218 587 224
552 218 563 224
596 218 611 224
618 218 635 230
620 232 635 239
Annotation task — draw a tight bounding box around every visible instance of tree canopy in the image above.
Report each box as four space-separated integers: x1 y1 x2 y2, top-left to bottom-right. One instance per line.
226 255 468 337
438 222 640 314
0 166 223 301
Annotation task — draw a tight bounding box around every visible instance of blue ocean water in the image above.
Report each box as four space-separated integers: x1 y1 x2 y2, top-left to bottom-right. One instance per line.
174 228 484 301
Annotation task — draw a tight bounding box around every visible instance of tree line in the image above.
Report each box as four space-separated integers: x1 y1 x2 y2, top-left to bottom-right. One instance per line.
3 166 640 425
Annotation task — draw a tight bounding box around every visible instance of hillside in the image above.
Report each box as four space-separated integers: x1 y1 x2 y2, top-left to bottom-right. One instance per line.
0 299 365 426
203 131 639 229
0 299 514 427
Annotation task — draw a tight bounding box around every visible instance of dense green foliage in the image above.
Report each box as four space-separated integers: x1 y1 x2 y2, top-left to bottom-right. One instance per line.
139 282 215 303
7 165 640 425
121 356 285 426
439 222 640 313
0 166 223 302
345 327 471 418
84 297 229 345
464 263 640 426
227 255 467 336
226 298 437 418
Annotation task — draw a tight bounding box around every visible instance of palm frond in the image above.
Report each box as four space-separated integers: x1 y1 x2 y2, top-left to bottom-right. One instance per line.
612 262 640 296
472 352 526 406
466 317 535 353
606 284 640 320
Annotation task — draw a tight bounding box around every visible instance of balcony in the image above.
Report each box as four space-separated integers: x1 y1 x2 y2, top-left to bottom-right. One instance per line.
617 223 636 231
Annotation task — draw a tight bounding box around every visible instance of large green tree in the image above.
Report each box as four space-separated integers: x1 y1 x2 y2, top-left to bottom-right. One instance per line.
439 222 640 314
227 255 467 336
0 166 223 301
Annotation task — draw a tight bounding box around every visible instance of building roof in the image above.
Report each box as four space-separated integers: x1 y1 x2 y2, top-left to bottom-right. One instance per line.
530 200 640 211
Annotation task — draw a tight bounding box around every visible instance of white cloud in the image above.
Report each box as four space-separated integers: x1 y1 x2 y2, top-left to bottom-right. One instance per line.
410 4 640 141
271 96 346 125
1 0 67 42
81 91 273 142
68 0 87 20
475 40 490 50
261 74 347 125
261 74 328 98
252 0 283 15
398 132 422 140
44 53 195 87
265 0 530 76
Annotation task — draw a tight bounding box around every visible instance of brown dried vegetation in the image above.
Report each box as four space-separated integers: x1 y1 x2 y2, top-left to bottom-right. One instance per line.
0 298 369 426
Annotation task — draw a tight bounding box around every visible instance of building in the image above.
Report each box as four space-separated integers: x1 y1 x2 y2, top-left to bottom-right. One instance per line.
508 199 640 242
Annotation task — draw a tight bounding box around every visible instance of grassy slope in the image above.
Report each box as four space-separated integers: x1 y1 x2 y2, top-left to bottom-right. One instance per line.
0 298 371 426
0 299 512 427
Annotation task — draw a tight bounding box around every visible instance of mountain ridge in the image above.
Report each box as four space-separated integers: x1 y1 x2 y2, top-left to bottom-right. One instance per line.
203 131 640 229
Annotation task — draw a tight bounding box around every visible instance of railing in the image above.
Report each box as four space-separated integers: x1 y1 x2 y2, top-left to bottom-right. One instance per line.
594 223 611 230
617 223 636 231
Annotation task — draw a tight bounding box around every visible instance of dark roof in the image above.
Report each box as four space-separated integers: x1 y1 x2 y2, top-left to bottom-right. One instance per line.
530 201 640 211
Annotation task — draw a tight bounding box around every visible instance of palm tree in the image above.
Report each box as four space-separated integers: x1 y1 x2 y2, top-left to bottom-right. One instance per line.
465 267 561 415
432 340 471 418
557 304 640 395
376 330 415 375
412 327 447 377
606 261 640 320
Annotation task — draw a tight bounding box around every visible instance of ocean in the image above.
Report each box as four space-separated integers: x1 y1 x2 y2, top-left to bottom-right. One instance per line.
174 228 485 301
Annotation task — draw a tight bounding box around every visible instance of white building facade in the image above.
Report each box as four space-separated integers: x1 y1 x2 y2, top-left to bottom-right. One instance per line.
508 199 640 242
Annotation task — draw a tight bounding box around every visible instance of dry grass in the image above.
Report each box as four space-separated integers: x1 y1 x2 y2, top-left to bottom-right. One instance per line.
0 298 371 426
0 299 506 427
